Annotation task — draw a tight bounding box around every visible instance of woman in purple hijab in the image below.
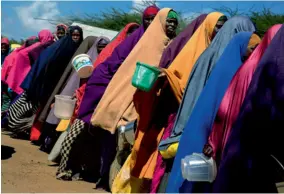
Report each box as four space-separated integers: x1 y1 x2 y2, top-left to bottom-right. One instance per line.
56 6 160 190
77 5 160 123
213 25 284 193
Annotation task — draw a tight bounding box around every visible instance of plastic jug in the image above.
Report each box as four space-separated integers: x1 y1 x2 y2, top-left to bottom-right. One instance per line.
54 95 76 120
181 153 217 183
132 62 160 92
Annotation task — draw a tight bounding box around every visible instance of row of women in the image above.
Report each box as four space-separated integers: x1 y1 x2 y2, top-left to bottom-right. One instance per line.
1 5 284 193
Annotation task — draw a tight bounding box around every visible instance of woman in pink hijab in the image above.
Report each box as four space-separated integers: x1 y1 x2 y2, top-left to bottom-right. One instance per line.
3 30 54 95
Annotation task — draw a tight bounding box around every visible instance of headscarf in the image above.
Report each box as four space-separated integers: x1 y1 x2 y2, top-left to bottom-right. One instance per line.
21 26 83 105
1 37 9 45
159 16 256 156
143 5 160 16
38 36 97 123
90 8 175 134
74 23 139 119
3 30 54 94
213 24 284 193
1 37 10 65
167 10 178 19
76 6 154 124
163 12 225 102
93 23 139 68
167 32 259 193
1 36 38 84
208 24 282 161
129 12 220 193
54 23 68 41
159 14 207 68
85 36 110 61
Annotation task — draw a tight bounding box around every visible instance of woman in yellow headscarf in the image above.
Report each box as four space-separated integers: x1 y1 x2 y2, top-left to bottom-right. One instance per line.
90 8 178 133
111 12 225 193
107 8 179 193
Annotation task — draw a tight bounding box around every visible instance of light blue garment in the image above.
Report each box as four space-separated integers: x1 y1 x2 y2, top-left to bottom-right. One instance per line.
159 16 256 151
166 32 253 193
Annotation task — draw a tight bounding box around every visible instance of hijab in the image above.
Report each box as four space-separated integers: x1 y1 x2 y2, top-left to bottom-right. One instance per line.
159 14 207 68
4 30 54 95
213 25 284 193
163 12 225 102
21 26 83 105
129 12 221 188
167 32 259 193
1 36 38 83
90 8 175 134
74 23 140 119
76 6 157 124
159 16 256 155
38 36 97 123
208 24 282 161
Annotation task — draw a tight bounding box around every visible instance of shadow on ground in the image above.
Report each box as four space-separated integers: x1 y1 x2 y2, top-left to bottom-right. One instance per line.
1 145 16 160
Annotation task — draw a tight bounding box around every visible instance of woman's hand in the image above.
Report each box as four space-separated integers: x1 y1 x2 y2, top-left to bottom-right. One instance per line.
203 143 213 157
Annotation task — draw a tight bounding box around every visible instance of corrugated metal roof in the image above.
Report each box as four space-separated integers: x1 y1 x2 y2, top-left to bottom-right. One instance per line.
71 22 118 40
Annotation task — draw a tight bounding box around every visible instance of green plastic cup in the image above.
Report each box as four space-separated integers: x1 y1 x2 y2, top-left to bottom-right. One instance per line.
132 62 161 92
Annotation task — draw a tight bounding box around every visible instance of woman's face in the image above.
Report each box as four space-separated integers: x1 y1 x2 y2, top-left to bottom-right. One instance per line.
127 25 140 37
71 29 81 43
211 20 226 40
1 43 9 54
97 43 108 54
143 14 156 29
57 29 65 39
166 18 178 39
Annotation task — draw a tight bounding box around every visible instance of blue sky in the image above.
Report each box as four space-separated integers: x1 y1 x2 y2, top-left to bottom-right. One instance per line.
2 1 284 40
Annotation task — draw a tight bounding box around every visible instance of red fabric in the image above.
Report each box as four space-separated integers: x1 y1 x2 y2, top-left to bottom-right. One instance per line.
30 120 43 141
208 24 282 161
30 107 44 141
1 37 9 45
143 6 160 17
71 23 139 122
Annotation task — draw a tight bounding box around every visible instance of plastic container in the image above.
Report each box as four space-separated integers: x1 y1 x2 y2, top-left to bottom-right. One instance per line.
54 95 77 119
72 54 93 78
132 62 161 92
181 153 217 183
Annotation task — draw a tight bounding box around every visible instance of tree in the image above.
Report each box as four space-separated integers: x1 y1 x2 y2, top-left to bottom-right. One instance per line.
250 8 284 37
61 0 187 34
213 6 284 37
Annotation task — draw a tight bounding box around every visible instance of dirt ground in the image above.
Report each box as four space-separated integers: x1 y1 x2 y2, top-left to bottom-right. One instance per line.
1 132 108 193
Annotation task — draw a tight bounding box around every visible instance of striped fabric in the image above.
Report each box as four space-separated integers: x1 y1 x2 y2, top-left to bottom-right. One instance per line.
7 92 38 134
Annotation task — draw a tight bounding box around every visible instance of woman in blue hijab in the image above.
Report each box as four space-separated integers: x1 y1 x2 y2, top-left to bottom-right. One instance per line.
166 32 260 193
7 26 83 139
159 16 256 156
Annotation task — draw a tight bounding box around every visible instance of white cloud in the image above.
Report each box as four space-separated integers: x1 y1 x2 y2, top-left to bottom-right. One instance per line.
15 1 60 33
